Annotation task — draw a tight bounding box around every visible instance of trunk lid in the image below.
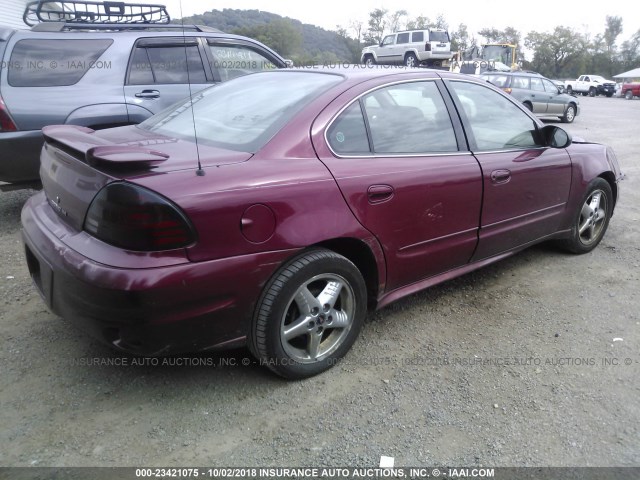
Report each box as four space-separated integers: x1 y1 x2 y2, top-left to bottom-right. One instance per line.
40 125 251 231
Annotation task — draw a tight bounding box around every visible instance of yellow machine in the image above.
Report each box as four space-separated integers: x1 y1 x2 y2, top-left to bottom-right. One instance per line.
481 44 518 71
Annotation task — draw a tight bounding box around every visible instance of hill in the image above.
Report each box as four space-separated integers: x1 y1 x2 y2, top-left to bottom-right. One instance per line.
180 9 361 63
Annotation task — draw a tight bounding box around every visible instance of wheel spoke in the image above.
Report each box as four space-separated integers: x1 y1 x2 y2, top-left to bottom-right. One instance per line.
594 208 606 223
294 286 320 315
283 315 313 340
317 281 343 310
581 202 593 219
578 217 591 235
589 192 601 211
328 308 350 329
586 223 596 241
307 331 323 360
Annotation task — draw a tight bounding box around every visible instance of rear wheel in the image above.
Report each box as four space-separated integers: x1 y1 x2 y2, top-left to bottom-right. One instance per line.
404 53 418 67
625 90 633 100
558 178 613 254
250 249 367 379
561 104 576 123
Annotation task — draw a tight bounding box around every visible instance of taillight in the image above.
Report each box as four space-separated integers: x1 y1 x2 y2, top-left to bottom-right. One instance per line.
84 182 196 251
425 42 431 52
0 96 18 132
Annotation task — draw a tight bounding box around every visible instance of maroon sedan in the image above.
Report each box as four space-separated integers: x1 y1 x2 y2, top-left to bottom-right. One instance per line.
22 68 623 378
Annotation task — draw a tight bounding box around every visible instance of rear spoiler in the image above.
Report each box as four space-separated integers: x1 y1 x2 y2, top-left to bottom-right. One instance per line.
43 125 168 168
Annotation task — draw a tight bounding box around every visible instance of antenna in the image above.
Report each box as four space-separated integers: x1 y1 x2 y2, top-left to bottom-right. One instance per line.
179 0 205 176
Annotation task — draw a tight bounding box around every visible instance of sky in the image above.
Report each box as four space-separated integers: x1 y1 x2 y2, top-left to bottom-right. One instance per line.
152 0 640 46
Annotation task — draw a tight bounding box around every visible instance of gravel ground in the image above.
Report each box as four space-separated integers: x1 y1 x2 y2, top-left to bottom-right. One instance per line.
1 95 639 470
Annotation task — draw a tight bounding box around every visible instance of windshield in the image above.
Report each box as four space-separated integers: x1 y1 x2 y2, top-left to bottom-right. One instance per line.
140 71 343 153
482 45 513 66
429 31 450 43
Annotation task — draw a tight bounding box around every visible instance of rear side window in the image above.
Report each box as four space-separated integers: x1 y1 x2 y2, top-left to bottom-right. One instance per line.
511 76 530 89
327 102 370 155
128 45 207 85
411 32 424 42
396 33 410 44
8 39 112 87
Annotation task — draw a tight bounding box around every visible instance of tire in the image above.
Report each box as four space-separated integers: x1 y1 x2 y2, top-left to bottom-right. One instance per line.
588 87 596 97
566 85 573 94
625 90 633 100
561 104 576 123
606 92 613 97
523 101 533 112
364 55 376 66
404 53 418 68
558 178 613 254
250 249 367 379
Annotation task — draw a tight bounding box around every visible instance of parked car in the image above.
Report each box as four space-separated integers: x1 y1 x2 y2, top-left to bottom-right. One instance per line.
361 29 452 67
0 1 286 188
22 67 623 379
550 79 567 93
480 71 579 123
621 81 640 99
565 75 616 97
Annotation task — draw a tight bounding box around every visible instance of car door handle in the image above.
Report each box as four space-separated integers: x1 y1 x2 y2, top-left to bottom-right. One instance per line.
491 169 511 184
367 184 394 204
135 90 161 99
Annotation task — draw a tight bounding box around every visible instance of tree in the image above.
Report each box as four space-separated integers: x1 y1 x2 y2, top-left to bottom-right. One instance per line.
349 19 364 44
405 15 431 31
388 10 408 33
604 16 623 57
364 8 388 45
525 26 585 78
451 23 469 53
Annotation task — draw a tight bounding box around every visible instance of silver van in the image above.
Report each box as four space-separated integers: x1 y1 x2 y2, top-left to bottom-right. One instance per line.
0 1 286 188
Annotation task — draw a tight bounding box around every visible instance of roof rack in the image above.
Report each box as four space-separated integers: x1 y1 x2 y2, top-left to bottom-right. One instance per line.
24 0 171 27
29 22 223 32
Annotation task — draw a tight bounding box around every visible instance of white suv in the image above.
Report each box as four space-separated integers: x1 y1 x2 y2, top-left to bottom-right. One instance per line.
361 29 452 67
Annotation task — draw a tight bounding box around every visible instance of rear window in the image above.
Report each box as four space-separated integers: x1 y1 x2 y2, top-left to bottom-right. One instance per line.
8 39 113 87
141 71 342 153
429 31 449 43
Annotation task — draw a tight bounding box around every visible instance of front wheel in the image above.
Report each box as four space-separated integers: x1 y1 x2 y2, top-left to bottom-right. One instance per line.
561 104 576 123
558 178 613 254
589 87 596 97
250 249 367 379
566 85 573 94
364 55 376 66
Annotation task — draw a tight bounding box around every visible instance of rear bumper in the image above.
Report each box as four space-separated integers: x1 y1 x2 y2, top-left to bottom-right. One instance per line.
0 130 43 183
21 191 296 356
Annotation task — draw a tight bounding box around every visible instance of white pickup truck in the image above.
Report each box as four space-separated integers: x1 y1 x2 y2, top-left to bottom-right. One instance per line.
564 75 616 97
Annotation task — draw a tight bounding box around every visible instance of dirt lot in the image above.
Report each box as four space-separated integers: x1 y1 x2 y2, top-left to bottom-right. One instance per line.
1 96 639 470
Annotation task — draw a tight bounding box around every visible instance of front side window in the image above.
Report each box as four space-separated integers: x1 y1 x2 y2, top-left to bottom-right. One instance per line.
542 79 559 93
381 35 395 46
128 44 207 85
141 71 342 153
8 39 112 87
208 44 277 82
449 81 540 151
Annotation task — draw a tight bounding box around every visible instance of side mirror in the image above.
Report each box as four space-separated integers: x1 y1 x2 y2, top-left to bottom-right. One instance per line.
541 125 571 149
284 59 294 68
